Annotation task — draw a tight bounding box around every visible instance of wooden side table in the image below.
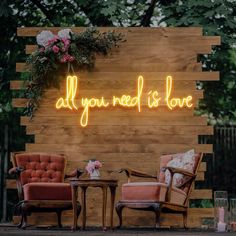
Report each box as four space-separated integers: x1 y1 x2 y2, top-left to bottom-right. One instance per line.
70 178 118 230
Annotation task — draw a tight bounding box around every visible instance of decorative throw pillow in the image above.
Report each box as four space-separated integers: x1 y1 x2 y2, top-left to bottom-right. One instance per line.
165 149 195 187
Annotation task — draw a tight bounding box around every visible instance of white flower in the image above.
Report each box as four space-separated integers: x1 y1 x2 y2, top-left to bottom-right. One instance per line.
58 28 72 39
36 30 54 47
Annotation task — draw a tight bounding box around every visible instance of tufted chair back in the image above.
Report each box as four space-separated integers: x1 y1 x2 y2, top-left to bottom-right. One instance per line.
11 152 66 186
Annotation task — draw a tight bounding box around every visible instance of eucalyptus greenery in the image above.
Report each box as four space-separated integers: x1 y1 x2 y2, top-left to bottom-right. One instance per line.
25 28 124 117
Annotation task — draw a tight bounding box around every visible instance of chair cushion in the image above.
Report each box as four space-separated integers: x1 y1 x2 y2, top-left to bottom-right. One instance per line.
15 153 66 185
121 182 187 205
122 182 167 201
165 149 196 187
23 182 71 201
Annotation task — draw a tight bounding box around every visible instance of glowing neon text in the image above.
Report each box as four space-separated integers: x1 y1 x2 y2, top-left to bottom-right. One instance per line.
56 75 193 127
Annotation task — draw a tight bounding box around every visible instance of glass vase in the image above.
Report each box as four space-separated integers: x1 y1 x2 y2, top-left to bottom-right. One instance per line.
90 169 100 180
214 191 228 232
230 199 236 231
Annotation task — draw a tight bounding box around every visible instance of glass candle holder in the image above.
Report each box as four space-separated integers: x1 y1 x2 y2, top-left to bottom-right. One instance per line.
230 199 236 231
214 191 228 199
214 192 228 232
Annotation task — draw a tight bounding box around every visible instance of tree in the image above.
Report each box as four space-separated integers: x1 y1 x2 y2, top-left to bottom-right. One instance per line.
159 0 236 124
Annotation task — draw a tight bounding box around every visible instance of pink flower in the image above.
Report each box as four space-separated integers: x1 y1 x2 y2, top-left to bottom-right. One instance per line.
62 38 70 48
60 54 74 63
68 55 74 62
46 36 59 46
94 160 102 168
85 160 102 174
39 47 45 52
52 45 59 53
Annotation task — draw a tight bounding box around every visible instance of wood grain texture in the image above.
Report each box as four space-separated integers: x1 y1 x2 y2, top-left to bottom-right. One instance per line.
11 27 220 228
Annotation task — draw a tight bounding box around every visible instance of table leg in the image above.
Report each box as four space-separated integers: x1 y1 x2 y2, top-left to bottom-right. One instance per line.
102 186 108 231
109 186 116 230
81 186 87 230
71 184 78 231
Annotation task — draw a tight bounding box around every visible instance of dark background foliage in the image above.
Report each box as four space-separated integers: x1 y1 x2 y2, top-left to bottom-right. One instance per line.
0 0 235 221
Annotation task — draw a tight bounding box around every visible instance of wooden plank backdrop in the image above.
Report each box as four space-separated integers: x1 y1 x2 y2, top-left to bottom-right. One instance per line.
10 27 220 228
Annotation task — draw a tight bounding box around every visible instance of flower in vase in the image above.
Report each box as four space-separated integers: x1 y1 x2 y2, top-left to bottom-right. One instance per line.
85 160 102 175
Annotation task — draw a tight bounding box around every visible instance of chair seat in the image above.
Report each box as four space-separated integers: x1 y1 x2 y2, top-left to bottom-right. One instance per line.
122 182 187 205
122 182 167 202
23 182 71 201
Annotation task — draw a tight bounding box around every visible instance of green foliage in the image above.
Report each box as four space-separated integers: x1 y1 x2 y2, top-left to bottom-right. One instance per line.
25 28 124 117
160 0 236 124
190 199 213 208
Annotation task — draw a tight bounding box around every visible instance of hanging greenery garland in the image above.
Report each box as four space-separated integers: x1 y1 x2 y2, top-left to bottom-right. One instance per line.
25 28 124 117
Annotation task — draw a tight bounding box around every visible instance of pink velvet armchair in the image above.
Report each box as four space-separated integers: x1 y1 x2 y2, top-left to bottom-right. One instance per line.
9 152 83 229
116 150 203 228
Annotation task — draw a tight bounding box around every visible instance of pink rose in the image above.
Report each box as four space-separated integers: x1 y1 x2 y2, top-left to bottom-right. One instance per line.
60 54 74 63
62 38 70 48
52 45 59 53
39 47 45 52
68 55 74 62
47 36 59 46
94 160 102 168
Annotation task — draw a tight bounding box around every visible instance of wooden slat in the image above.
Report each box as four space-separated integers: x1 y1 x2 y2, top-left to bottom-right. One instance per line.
10 72 219 90
16 62 203 72
6 179 16 189
25 125 214 135
190 189 212 199
17 27 204 37
20 116 208 126
25 143 212 153
26 44 214 55
11 79 199 93
35 134 198 145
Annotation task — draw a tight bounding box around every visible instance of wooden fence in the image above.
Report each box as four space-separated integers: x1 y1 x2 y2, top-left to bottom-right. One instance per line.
213 126 236 197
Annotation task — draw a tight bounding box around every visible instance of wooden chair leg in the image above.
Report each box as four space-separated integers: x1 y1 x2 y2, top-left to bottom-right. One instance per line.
17 214 23 228
154 208 161 228
15 202 23 228
56 210 62 228
21 212 28 230
183 211 188 229
151 204 161 228
115 202 124 228
77 203 81 221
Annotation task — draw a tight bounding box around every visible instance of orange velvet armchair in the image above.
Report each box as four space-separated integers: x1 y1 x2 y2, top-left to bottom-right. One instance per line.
116 150 203 228
9 152 83 229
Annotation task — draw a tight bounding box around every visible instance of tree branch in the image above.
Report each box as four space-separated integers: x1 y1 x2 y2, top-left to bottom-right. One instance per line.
140 0 158 26
30 0 58 26
77 0 113 26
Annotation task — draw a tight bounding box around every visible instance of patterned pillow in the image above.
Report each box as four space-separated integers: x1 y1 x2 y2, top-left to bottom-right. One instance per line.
165 149 195 187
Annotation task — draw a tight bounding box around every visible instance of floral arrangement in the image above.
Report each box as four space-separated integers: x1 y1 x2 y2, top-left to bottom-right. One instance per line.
25 28 124 117
85 160 102 175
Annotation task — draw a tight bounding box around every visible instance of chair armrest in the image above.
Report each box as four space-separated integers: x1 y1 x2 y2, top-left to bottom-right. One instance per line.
8 166 24 176
164 167 196 203
116 168 157 183
163 167 196 178
65 168 84 179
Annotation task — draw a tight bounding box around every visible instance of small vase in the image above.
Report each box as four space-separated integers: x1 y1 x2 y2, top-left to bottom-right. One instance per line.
90 169 100 179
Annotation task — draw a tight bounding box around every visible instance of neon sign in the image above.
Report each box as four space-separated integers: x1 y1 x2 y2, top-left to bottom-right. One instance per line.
56 75 193 127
